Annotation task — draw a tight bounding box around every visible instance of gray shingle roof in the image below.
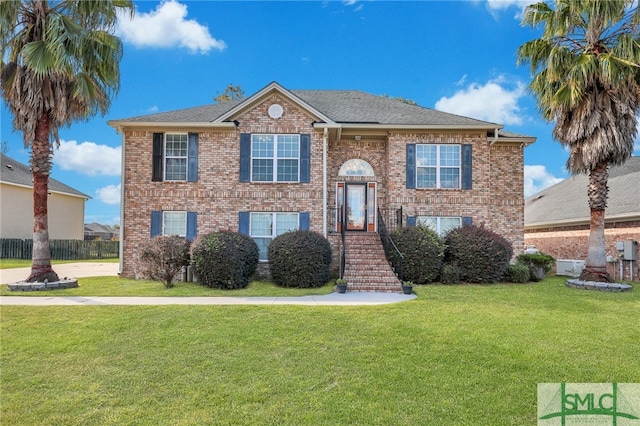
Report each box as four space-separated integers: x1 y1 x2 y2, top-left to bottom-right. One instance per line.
0 154 90 199
525 156 640 227
110 85 501 128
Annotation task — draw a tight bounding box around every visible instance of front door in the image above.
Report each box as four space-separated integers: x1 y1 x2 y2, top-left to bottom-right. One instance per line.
346 183 367 231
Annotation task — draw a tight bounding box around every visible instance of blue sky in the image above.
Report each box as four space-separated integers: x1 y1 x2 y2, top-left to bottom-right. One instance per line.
2 0 639 226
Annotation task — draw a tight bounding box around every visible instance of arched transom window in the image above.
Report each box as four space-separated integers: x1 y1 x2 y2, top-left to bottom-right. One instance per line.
338 159 374 177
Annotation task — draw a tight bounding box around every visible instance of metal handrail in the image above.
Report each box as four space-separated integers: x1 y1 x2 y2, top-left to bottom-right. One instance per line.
339 206 346 279
377 207 404 281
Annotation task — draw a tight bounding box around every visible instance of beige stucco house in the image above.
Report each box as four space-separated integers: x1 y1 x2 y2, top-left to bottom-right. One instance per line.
1 153 90 240
109 82 535 291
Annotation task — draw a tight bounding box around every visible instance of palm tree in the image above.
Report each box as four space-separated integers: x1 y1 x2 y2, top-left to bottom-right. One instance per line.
518 0 640 282
1 0 134 282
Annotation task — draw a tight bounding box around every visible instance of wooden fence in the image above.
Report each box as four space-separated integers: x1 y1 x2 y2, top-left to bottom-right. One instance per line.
1 239 119 260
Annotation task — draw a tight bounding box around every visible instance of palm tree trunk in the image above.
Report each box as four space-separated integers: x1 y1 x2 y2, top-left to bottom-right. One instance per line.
26 112 59 283
579 160 612 282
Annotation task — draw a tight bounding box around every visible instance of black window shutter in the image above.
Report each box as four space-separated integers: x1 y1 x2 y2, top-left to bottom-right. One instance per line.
239 133 251 182
186 211 197 241
300 134 310 183
406 144 416 189
299 212 310 230
407 216 416 227
238 211 250 235
152 133 164 182
461 144 472 189
187 133 198 182
462 216 473 226
150 211 162 237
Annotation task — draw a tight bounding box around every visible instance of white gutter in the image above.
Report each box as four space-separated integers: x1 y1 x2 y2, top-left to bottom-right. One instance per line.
313 123 503 131
106 121 237 129
322 127 328 237
491 128 499 145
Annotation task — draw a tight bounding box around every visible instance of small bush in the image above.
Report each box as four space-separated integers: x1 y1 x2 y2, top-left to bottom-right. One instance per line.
390 226 445 284
443 224 513 283
268 230 332 288
440 263 460 284
191 231 259 289
137 235 191 288
516 252 555 282
506 262 530 283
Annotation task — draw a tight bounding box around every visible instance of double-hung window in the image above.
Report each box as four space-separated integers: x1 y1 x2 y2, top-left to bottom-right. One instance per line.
250 212 299 260
252 134 300 182
417 216 461 236
164 134 188 181
162 211 187 237
416 144 461 189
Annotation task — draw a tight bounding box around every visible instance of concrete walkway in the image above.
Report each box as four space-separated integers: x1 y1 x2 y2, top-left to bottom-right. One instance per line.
1 262 416 306
0 292 417 306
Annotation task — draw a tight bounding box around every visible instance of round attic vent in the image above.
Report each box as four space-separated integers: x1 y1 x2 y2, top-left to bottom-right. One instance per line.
268 104 283 119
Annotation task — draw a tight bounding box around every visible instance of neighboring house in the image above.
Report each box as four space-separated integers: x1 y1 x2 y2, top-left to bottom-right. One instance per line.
1 153 90 240
524 157 640 280
84 222 118 240
108 82 535 290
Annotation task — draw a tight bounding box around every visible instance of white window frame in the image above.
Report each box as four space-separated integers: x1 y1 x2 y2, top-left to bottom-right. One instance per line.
163 211 187 237
250 212 300 261
416 144 461 189
417 216 461 236
164 133 189 181
251 134 300 182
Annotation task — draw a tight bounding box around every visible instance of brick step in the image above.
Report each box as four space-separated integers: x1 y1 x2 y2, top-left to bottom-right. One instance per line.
341 232 402 293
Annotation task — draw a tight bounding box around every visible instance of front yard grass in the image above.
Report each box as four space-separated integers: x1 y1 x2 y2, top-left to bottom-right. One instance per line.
1 276 638 425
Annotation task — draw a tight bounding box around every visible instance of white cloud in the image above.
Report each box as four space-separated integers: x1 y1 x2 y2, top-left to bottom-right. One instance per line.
485 0 530 19
54 140 121 176
96 184 121 205
524 165 564 198
435 77 527 125
117 0 226 54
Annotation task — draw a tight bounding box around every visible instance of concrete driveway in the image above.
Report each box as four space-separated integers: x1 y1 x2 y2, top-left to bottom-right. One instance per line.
0 262 119 284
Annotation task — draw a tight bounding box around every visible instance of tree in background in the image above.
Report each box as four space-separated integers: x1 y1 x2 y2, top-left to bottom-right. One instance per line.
1 0 134 282
214 83 244 103
518 0 640 282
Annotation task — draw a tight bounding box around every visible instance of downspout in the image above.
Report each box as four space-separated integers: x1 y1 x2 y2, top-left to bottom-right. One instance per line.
490 128 499 145
117 126 125 275
322 127 328 237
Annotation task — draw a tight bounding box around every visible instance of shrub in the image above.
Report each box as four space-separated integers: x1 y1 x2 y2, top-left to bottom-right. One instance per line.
506 262 530 283
443 224 513 283
137 235 191 288
439 263 460 284
191 231 259 289
390 225 445 284
268 230 332 288
516 252 555 282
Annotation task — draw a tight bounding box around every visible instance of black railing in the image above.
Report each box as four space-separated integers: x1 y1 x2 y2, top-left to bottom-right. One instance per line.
377 207 404 281
338 206 346 279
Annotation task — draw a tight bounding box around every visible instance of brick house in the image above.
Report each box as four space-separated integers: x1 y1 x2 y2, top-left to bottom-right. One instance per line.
108 82 535 291
525 157 640 281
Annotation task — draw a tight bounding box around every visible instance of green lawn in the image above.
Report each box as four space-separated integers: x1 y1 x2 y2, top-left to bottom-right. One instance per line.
1 277 638 425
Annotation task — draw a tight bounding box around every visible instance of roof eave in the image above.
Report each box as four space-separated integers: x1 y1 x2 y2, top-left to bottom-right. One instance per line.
313 123 503 130
107 120 237 131
525 212 640 229
0 181 91 200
